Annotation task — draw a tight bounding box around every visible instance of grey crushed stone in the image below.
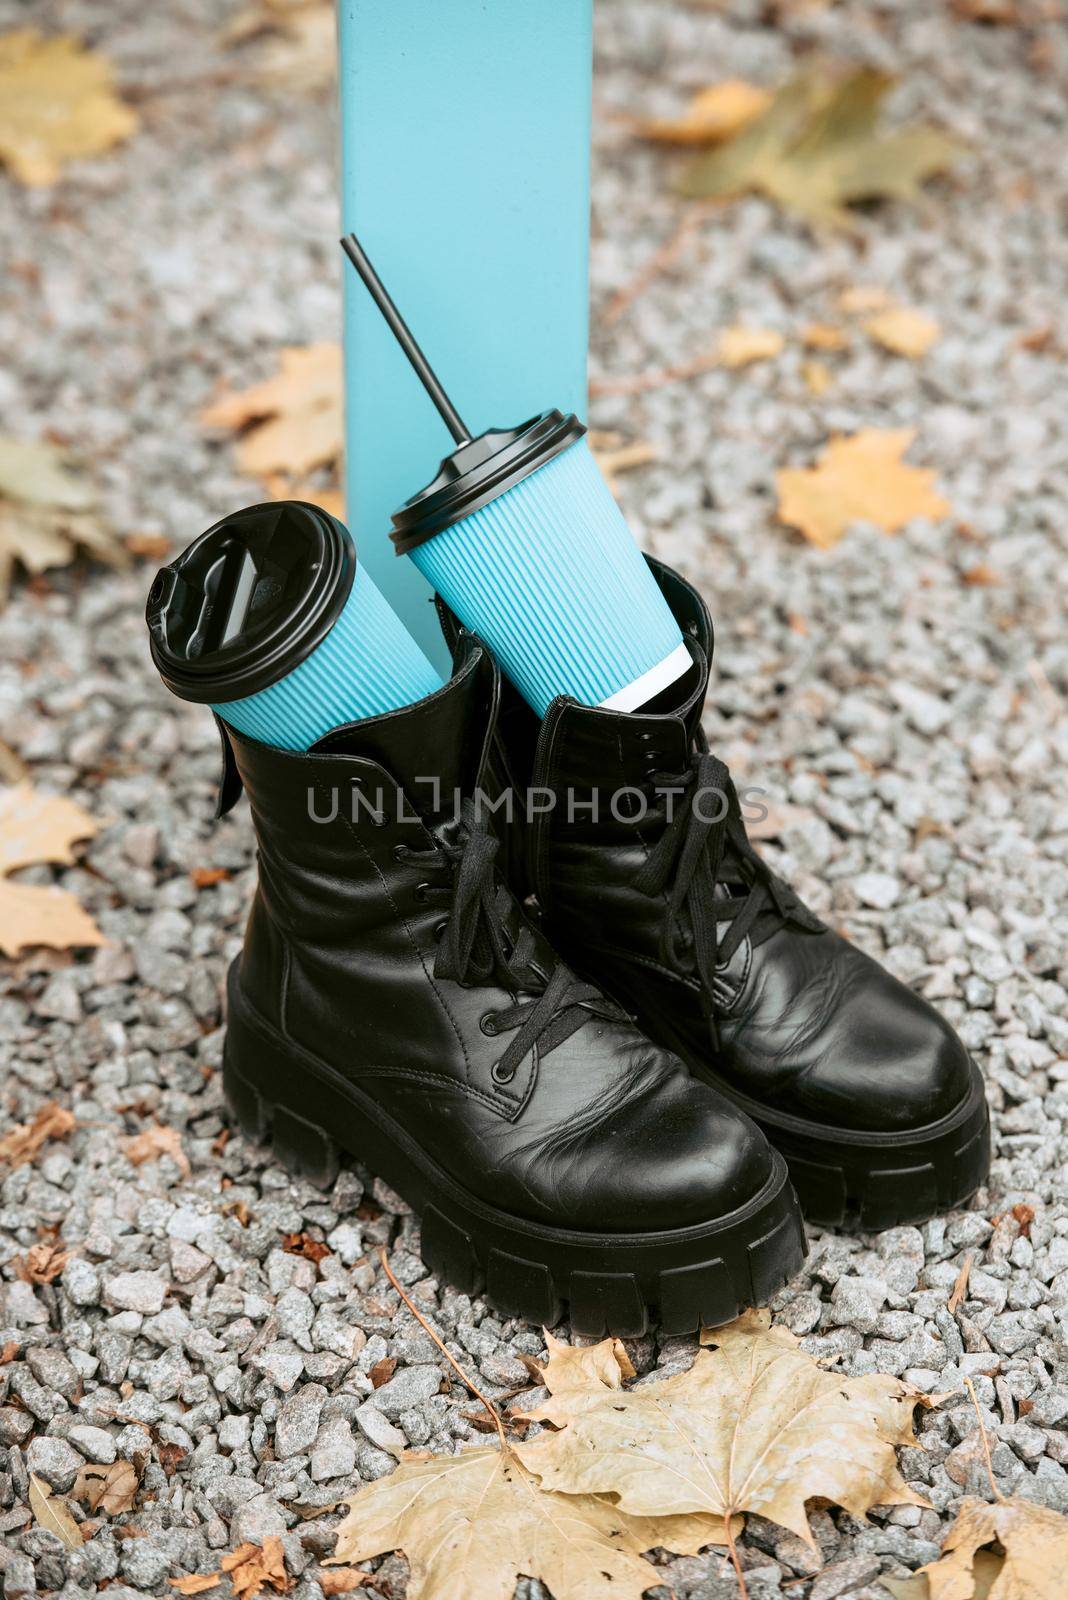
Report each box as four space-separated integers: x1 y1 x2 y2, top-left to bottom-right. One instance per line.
1 0 1068 1596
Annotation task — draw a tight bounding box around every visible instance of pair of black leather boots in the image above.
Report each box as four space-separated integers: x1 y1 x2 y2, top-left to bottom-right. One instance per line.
217 559 990 1336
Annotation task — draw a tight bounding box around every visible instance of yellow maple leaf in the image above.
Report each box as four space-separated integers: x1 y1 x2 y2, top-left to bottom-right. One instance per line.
223 0 336 93
0 29 137 186
801 321 850 350
536 1327 636 1393
802 358 833 395
637 80 772 145
0 437 127 600
865 306 942 358
0 784 105 957
330 1445 731 1600
515 1308 927 1548
121 1124 191 1178
776 429 951 549
200 343 343 485
716 325 786 368
918 1496 1068 1600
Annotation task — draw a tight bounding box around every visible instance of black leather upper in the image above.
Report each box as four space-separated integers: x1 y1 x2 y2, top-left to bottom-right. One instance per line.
460 563 974 1137
224 639 773 1231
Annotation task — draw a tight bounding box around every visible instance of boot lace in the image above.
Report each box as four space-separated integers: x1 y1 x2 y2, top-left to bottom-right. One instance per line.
633 748 821 1015
397 799 625 1085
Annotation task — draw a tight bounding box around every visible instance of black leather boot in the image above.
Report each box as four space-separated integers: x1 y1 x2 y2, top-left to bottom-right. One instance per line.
441 568 990 1231
214 637 805 1335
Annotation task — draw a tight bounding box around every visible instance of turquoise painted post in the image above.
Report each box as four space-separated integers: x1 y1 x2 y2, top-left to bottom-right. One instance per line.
338 0 594 669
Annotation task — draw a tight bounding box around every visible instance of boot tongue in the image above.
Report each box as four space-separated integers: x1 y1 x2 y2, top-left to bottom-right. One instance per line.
310 644 491 816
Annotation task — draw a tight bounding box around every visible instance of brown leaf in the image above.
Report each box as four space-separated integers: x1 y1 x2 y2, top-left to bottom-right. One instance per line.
0 1100 75 1168
516 1308 927 1547
223 0 336 94
171 1575 222 1595
776 429 951 550
221 1536 292 1600
14 1239 69 1283
962 563 1002 588
918 1495 1068 1599
0 29 138 186
0 783 101 875
1012 1201 1035 1237
801 322 849 350
368 1357 397 1389
330 1445 731 1600
282 1231 331 1264
0 436 126 600
716 325 785 368
190 866 231 888
536 1327 636 1393
636 80 771 145
317 1569 369 1594
73 1460 140 1517
158 1442 188 1478
29 1472 84 1550
0 783 105 956
864 306 941 358
200 344 342 484
677 66 963 226
0 1339 19 1363
121 1124 191 1178
802 359 833 396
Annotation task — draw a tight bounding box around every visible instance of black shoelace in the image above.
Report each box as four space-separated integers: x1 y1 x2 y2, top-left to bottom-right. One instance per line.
633 748 821 1017
396 799 623 1086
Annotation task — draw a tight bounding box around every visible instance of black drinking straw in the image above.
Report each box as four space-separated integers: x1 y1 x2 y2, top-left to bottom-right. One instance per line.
340 234 472 446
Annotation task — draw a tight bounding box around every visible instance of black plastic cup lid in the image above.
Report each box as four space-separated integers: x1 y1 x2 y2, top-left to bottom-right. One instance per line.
146 500 355 704
389 409 586 556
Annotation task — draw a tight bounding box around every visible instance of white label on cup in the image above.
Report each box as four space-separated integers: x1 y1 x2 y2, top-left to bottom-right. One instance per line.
599 641 693 713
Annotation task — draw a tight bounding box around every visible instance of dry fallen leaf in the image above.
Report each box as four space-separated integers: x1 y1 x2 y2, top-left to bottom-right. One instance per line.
368 1357 398 1389
73 1460 140 1517
330 1445 730 1600
121 1124 191 1178
838 285 894 314
0 784 105 957
0 437 127 600
171 1576 222 1596
516 1308 927 1547
223 0 336 93
317 1572 368 1596
865 306 942 358
916 1495 1068 1599
222 1536 292 1600
0 1101 76 1168
802 359 833 396
776 429 951 550
677 66 963 225
29 1472 84 1550
802 322 850 350
201 343 342 488
716 325 786 368
282 1230 331 1264
14 1239 70 1284
0 29 137 186
588 432 659 494
537 1328 636 1393
637 80 772 144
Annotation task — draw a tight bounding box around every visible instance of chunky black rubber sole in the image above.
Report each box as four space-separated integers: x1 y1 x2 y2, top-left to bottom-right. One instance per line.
222 964 807 1337
689 1057 991 1231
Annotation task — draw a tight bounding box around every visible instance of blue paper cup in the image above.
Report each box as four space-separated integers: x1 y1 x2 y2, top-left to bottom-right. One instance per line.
391 415 690 719
147 501 442 751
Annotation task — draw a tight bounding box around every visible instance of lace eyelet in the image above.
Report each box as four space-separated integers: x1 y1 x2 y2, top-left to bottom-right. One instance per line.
392 843 409 863
491 1059 515 1084
414 882 430 902
480 1014 498 1037
433 918 448 940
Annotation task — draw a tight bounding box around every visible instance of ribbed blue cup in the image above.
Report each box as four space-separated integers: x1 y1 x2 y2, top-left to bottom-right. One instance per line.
211 559 442 750
147 501 443 753
406 437 689 719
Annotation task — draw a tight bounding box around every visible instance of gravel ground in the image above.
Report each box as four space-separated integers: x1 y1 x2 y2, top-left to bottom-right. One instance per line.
2 2 1068 1597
